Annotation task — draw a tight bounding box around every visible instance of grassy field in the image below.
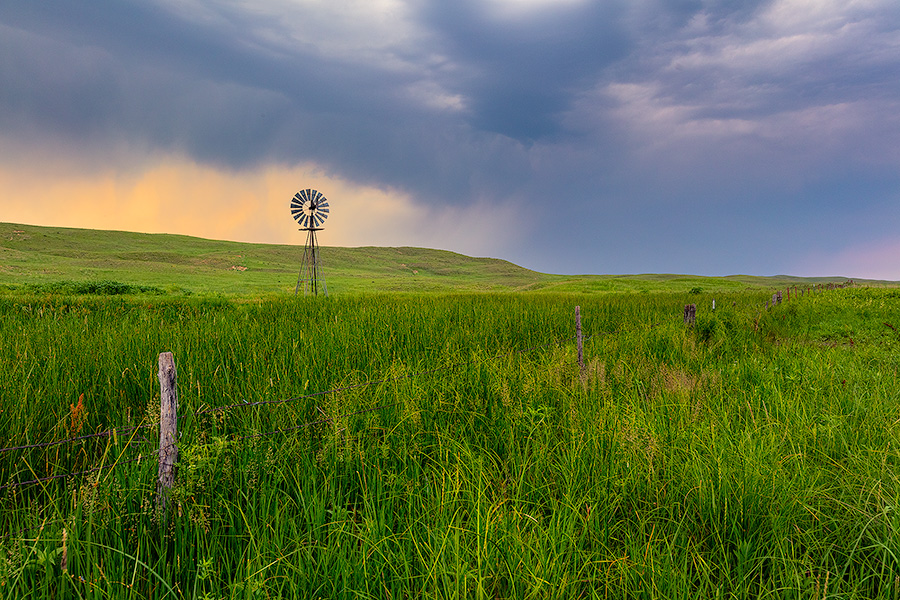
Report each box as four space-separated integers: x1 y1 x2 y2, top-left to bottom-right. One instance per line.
2 282 899 598
3 222 890 296
2 222 899 597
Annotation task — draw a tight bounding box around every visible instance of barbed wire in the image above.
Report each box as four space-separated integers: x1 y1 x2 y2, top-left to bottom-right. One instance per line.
0 303 821 500
0 323 648 457
0 524 33 541
0 451 156 492
227 344 624 444
0 424 152 455
189 332 581 418
0 331 578 462
0 319 665 459
0 296 851 532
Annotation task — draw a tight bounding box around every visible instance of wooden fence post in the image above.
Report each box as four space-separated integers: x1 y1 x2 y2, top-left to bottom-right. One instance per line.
157 352 179 515
575 306 584 372
683 304 696 326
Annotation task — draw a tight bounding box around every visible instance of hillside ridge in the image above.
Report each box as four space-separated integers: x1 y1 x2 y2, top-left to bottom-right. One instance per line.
1 222 890 295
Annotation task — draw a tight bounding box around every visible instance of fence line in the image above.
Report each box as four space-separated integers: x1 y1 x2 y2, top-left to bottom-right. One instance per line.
0 330 587 456
192 332 581 418
0 424 152 455
1 284 850 493
0 280 847 458
0 452 155 492
1 327 594 493
0 450 160 541
0 305 762 459
0 289 857 546
0 397 410 539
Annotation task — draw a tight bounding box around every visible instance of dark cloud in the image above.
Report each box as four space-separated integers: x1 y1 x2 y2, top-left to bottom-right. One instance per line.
414 0 632 140
1 0 532 203
1 0 899 277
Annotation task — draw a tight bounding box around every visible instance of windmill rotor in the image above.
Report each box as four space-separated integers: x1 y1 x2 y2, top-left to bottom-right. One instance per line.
291 188 330 229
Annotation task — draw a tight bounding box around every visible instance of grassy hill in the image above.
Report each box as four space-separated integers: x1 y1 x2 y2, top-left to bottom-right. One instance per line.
0 222 891 295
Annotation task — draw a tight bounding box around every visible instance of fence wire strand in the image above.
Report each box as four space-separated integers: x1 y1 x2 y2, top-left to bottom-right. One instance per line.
189 332 580 418
0 324 645 457
0 320 664 493
0 293 850 537
0 451 157 492
0 423 152 455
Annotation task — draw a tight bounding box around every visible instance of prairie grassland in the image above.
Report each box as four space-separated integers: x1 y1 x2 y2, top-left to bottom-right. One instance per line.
4 221 886 295
1 287 899 598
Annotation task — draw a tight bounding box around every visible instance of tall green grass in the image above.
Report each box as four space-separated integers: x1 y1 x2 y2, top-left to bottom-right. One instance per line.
1 288 898 598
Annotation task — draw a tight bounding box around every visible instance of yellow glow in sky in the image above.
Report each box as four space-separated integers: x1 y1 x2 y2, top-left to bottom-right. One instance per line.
0 157 521 256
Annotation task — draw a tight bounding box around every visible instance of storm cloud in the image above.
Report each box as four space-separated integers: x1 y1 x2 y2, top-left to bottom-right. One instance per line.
2 0 899 277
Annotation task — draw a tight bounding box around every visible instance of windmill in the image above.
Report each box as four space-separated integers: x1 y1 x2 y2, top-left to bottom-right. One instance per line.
290 188 330 296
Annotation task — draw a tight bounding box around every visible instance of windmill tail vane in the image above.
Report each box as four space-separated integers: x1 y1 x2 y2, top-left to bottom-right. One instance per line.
290 188 330 296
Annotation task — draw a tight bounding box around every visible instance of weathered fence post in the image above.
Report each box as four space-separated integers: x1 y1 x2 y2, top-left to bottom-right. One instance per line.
575 306 584 372
683 304 696 326
157 352 179 515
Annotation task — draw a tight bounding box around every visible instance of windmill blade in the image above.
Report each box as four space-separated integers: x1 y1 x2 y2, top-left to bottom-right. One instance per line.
289 188 330 229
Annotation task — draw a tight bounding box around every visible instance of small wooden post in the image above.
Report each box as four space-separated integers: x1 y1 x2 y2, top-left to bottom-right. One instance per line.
683 304 696 326
157 352 179 515
575 306 584 372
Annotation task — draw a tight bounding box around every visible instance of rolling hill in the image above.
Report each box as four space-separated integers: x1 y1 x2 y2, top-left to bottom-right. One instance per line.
0 222 889 295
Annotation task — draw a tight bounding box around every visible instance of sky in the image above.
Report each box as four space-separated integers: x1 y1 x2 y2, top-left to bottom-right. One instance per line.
1 0 899 279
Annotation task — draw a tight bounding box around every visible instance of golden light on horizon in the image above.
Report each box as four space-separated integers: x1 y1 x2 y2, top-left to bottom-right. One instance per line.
0 157 521 255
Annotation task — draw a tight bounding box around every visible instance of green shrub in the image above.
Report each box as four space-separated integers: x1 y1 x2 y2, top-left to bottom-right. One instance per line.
23 280 164 295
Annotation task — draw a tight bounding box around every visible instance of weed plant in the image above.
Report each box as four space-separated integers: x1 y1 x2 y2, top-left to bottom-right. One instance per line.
1 288 898 598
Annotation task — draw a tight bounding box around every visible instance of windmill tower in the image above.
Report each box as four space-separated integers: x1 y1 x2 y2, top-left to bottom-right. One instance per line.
290 188 330 296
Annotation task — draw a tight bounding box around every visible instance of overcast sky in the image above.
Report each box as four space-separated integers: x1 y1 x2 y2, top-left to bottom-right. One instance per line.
2 0 899 278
